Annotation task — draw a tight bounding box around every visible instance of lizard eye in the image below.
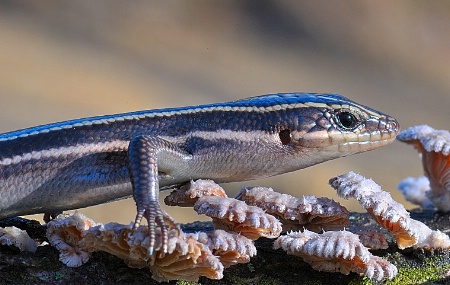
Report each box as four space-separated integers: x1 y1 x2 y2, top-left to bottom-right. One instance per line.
336 111 358 129
279 129 291 145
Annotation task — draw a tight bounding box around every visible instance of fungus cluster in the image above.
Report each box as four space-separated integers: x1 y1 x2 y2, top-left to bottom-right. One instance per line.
0 226 38 253
274 230 397 281
46 179 278 282
329 171 450 250
236 186 350 232
397 125 450 212
47 212 257 282
5 125 450 282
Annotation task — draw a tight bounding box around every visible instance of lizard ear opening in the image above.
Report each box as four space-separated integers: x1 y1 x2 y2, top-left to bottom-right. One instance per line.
279 129 291 145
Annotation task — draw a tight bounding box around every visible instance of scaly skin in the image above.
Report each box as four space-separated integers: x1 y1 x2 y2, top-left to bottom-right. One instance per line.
0 93 399 254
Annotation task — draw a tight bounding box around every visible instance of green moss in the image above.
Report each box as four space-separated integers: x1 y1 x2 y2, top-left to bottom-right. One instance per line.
347 254 450 285
54 271 64 281
226 274 250 285
347 277 372 285
175 281 201 285
386 259 450 284
247 262 255 272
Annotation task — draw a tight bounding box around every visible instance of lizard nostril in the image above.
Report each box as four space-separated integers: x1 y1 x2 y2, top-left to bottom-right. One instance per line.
279 129 291 145
391 121 399 131
385 119 399 133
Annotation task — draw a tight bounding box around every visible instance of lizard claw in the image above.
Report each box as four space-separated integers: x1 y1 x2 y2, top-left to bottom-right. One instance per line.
132 200 179 258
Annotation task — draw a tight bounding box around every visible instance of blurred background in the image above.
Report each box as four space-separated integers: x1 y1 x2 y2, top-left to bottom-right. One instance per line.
0 1 448 224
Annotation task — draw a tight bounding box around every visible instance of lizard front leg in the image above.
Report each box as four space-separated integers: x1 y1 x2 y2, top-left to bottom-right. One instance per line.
127 135 191 256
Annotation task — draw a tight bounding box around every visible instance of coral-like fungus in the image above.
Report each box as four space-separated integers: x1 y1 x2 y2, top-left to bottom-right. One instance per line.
398 125 450 212
194 196 282 240
236 186 350 232
398 176 433 208
0 226 38 252
46 211 96 267
188 229 256 268
147 234 223 282
165 179 227 207
81 222 224 282
274 230 397 281
80 222 147 268
47 213 260 282
329 172 450 249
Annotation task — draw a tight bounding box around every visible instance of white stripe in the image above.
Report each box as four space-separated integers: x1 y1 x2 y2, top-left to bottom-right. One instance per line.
0 130 270 166
190 130 269 142
0 94 377 142
0 140 129 166
0 103 310 142
157 129 271 145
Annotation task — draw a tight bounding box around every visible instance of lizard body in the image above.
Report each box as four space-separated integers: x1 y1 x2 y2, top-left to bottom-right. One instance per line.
0 93 399 253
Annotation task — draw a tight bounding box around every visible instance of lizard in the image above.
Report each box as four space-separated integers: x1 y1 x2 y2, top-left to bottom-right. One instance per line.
0 93 399 255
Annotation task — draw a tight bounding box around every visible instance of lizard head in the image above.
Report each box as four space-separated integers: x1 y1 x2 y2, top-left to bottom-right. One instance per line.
265 93 400 165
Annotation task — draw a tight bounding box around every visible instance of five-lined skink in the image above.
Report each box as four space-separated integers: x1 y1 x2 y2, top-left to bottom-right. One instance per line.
0 93 399 254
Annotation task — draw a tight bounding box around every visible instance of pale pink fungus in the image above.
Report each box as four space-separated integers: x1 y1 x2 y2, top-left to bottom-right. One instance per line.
274 230 397 281
0 226 38 252
398 125 450 212
236 186 349 232
330 172 450 250
194 196 282 240
165 179 228 207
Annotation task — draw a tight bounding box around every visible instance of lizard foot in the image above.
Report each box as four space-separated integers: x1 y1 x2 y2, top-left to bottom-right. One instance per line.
132 200 179 258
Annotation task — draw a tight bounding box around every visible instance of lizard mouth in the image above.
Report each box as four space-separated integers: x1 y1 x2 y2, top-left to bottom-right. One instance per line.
336 136 397 153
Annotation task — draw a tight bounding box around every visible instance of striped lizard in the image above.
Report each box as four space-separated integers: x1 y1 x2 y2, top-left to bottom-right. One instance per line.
0 93 399 254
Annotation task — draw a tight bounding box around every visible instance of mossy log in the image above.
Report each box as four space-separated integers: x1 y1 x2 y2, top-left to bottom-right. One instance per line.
0 210 449 285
